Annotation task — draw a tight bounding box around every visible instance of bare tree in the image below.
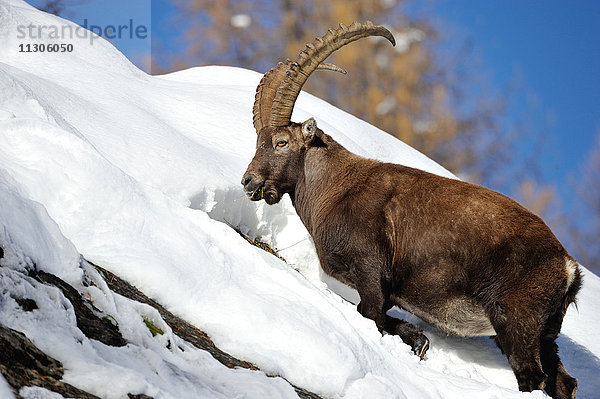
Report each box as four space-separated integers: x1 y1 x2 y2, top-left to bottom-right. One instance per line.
32 0 88 18
37 0 65 15
568 131 600 272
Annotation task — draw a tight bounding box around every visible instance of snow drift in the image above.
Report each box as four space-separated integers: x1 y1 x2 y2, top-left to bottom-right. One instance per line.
0 1 598 398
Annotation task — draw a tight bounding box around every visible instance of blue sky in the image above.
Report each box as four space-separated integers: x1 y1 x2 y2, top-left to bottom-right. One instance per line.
430 0 600 198
27 0 599 205
32 0 152 64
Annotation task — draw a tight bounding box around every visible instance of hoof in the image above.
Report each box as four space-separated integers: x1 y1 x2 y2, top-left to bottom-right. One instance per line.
412 334 429 359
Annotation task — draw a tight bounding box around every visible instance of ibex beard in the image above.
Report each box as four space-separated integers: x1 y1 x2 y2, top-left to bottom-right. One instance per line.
242 21 580 399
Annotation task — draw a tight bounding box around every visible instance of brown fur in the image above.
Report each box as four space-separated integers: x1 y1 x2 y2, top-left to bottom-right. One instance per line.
242 119 581 398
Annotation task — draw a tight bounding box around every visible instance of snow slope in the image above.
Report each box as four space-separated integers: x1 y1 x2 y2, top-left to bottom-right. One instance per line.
0 1 598 398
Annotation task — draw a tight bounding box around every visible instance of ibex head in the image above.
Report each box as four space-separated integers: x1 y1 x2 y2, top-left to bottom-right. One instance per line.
242 21 395 205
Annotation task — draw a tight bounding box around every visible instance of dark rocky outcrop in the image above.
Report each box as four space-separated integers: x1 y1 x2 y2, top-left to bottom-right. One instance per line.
0 324 100 398
33 269 127 348
0 244 320 399
92 263 321 399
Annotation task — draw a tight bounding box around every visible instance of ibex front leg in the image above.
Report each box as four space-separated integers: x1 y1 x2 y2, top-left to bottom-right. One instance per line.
354 264 429 359
383 311 430 359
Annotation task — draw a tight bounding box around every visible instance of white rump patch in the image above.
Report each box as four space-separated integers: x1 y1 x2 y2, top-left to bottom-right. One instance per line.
565 258 579 292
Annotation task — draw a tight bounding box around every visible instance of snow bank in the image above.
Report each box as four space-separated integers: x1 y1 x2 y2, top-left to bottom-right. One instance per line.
0 156 298 398
0 375 14 399
0 1 598 398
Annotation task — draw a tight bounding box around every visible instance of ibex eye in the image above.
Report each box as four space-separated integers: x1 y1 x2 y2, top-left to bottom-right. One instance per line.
276 140 288 148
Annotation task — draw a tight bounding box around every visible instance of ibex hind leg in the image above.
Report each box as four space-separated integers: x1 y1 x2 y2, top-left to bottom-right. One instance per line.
540 338 577 399
539 285 579 398
490 305 548 393
539 258 580 399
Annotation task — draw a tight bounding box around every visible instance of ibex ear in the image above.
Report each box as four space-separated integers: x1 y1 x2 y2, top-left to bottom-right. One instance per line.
301 118 317 142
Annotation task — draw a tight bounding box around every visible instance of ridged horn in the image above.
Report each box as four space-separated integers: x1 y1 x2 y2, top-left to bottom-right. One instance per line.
252 21 394 132
253 60 291 133
253 60 347 133
253 21 395 133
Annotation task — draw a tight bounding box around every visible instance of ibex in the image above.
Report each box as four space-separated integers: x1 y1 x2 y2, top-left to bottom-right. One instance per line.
242 21 581 399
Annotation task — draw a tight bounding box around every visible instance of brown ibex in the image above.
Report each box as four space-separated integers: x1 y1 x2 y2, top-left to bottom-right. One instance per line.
242 21 581 399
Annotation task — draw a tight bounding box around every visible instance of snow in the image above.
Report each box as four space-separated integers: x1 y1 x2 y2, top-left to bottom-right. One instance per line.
0 376 14 399
0 1 598 398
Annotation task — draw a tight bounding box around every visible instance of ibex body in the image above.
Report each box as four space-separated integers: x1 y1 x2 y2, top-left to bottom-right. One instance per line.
242 22 580 399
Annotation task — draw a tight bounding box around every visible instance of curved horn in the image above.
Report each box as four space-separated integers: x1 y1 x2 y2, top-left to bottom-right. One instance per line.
269 21 395 128
253 60 347 133
253 60 292 133
253 21 395 133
